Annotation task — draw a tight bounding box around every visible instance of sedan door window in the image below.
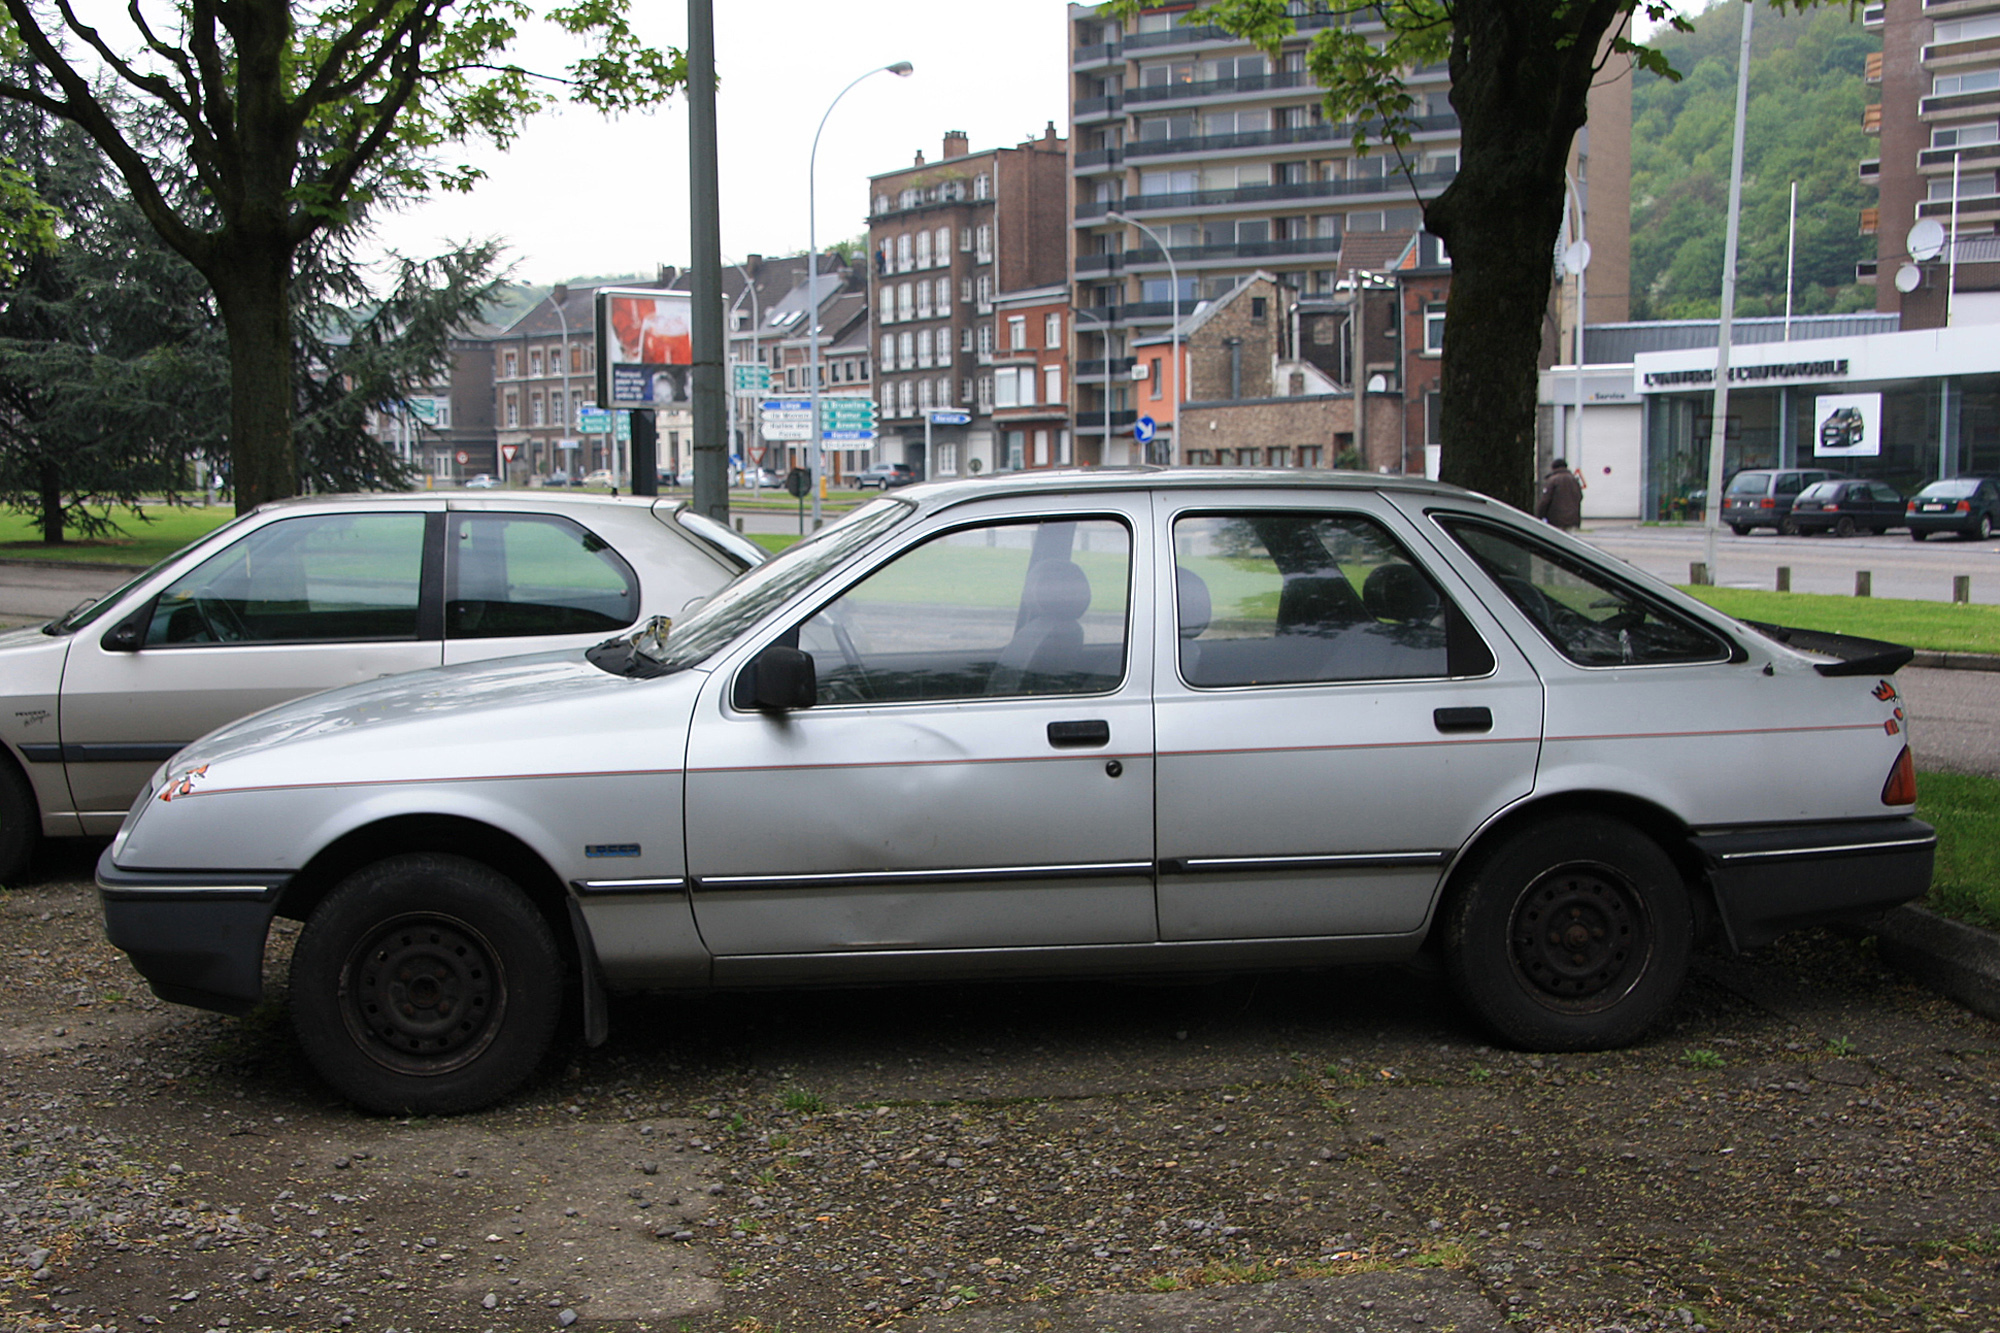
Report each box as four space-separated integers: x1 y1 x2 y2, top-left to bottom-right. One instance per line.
145 512 427 646
795 517 1131 704
447 513 638 639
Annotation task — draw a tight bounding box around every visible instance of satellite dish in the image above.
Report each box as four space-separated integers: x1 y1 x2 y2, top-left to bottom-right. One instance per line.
1562 239 1593 275
1895 263 1924 294
1908 218 1947 262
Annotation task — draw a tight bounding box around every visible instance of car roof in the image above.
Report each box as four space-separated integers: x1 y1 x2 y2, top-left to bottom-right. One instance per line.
889 467 1493 514
245 490 689 518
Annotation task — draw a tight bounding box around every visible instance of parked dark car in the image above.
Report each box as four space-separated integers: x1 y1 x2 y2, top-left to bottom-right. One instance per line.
854 462 915 491
1907 476 2000 541
1721 468 1838 536
1787 478 1906 537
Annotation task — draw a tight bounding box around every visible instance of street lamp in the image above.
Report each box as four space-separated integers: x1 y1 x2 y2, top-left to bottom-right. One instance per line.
1106 209 1179 465
550 292 571 484
729 261 762 490
809 60 913 528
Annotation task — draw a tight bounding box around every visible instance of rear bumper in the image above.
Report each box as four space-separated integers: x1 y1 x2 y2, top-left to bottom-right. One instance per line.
96 845 290 1015
1692 816 1935 950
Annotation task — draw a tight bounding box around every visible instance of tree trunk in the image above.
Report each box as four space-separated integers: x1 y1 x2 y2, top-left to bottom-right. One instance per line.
1424 0 1623 514
209 237 299 514
37 460 61 545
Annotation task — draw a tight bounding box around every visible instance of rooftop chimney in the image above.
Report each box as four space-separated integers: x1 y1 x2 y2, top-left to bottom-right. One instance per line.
913 149 926 167
551 284 569 305
943 130 969 160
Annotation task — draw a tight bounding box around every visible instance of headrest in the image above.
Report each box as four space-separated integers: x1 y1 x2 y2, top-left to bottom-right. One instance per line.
1175 566 1211 639
1363 562 1440 625
1023 560 1091 621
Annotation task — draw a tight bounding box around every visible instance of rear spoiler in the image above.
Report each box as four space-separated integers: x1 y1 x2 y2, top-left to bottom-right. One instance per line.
1743 620 1915 677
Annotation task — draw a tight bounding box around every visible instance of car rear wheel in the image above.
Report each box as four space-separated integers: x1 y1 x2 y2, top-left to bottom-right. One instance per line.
1912 530 1929 542
1833 515 1857 538
290 853 562 1115
1973 514 1995 542
1779 516 1800 536
1729 524 1750 537
1442 814 1692 1051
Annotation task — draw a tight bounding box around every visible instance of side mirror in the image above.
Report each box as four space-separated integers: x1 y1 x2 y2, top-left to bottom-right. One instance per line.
734 644 816 712
100 608 147 653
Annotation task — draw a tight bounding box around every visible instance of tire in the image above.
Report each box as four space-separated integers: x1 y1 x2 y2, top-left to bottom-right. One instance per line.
1833 515 1856 538
1729 524 1750 537
1442 814 1692 1051
1778 516 1800 537
0 757 37 886
1973 514 1995 542
1912 530 1929 542
289 853 563 1115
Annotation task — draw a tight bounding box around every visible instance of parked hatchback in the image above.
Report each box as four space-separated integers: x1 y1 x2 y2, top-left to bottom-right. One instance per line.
1787 478 1906 537
1907 476 2000 541
97 472 1936 1114
1 493 760 883
1722 468 1838 535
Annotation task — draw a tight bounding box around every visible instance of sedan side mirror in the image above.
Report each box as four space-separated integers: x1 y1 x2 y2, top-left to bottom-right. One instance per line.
100 607 148 653
734 644 816 712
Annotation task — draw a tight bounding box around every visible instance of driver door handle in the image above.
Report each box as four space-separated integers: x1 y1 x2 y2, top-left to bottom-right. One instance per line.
1433 707 1492 734
1048 720 1111 748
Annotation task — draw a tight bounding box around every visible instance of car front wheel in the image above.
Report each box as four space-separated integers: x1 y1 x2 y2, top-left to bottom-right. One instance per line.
290 853 563 1115
1442 814 1692 1051
0 758 38 886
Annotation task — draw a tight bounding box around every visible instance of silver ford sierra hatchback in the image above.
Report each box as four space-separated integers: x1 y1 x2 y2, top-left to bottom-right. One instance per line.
98 471 1935 1114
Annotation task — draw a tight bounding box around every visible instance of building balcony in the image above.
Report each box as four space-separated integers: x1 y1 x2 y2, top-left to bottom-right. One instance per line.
1097 168 1457 220
1076 357 1138 381
1860 157 1880 183
1925 0 2000 15
1071 40 1120 67
1923 33 2000 64
1123 70 1315 107
1073 145 1124 171
1921 141 2000 169
1075 94 1122 121
1122 113 1461 164
1919 88 2000 118
993 402 1071 422
1077 409 1141 433
1075 250 1125 275
1918 191 2000 223
1121 22 1231 51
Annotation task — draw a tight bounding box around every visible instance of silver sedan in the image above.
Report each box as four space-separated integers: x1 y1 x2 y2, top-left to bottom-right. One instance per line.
97 471 1934 1114
4 492 758 880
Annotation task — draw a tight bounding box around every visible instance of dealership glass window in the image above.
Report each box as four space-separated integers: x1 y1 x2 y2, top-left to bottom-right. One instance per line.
146 512 427 646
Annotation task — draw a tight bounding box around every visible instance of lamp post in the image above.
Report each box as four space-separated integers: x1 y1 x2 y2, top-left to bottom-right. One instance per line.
809 61 913 529
1075 305 1116 462
729 261 762 490
1106 209 1178 465
551 293 572 484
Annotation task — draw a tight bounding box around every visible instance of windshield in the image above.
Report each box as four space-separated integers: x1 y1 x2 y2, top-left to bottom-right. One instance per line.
630 497 913 672
46 511 261 635
668 504 765 571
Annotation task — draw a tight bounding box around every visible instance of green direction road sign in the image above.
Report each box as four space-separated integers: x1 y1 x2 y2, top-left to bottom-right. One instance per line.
578 407 613 434
732 364 772 393
821 399 878 427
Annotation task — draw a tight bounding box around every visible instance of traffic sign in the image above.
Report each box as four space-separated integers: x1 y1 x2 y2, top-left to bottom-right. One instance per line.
578 406 613 434
928 410 971 425
732 364 772 393
762 420 814 441
822 399 878 426
822 428 878 444
761 399 812 414
1135 416 1157 444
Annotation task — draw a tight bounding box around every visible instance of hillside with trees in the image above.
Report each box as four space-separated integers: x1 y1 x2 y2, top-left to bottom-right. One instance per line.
1631 1 1879 321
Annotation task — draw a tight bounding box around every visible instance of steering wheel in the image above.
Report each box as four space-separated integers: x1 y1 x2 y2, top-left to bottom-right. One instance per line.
806 604 875 702
193 594 248 643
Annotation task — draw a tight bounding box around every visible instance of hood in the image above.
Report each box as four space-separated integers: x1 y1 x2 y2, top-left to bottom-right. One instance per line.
164 648 710 796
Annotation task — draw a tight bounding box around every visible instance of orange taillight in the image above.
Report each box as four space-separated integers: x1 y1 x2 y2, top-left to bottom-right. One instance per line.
1882 745 1917 806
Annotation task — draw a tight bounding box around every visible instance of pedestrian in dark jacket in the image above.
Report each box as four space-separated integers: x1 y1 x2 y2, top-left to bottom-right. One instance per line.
1536 458 1584 530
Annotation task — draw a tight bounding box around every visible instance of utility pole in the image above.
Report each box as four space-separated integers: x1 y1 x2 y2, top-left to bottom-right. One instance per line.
687 0 727 521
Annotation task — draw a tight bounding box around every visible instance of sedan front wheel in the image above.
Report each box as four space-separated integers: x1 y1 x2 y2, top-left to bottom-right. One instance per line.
1442 814 1692 1051
290 853 563 1115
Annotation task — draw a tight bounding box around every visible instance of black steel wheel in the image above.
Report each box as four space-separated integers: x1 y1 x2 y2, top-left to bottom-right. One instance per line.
1779 515 1801 536
290 853 562 1114
1443 814 1692 1051
0 757 37 886
1834 514 1857 538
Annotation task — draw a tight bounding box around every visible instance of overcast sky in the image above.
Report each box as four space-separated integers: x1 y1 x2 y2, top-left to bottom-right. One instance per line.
358 2 1074 287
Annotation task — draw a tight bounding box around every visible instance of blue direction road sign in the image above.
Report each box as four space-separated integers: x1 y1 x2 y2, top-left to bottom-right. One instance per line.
1135 416 1157 444
928 410 971 425
822 428 879 443
761 399 813 414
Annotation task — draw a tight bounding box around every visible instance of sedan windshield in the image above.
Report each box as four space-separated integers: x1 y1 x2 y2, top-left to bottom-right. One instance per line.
621 497 912 673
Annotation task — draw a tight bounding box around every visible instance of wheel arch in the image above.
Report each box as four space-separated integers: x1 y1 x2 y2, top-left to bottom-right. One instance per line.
1429 789 1718 949
276 813 589 986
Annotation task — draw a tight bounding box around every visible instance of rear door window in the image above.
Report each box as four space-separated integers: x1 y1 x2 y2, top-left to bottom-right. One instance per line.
446 513 638 639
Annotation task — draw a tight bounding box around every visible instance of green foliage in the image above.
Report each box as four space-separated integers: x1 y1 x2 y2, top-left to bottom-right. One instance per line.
1915 771 2000 930
1632 3 1878 320
1678 586 2000 656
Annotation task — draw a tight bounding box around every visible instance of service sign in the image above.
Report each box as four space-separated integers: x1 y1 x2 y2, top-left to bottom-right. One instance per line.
595 288 693 410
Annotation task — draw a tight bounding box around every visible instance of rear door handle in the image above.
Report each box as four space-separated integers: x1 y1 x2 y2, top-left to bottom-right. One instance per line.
1433 706 1492 734
1048 719 1111 748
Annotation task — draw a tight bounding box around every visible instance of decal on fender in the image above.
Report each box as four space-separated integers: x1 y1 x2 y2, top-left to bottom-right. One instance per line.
158 764 209 802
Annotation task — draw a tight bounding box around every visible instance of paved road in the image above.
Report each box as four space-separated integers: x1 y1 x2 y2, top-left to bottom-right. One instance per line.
1580 521 2000 603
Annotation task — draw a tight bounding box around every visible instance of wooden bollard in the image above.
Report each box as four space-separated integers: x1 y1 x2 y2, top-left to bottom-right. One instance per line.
1777 566 1791 592
1856 570 1872 598
1955 574 1971 604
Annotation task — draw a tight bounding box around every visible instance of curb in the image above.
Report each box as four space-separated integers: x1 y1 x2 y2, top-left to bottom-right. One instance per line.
0 557 150 574
1910 649 2000 672
1871 904 2000 1023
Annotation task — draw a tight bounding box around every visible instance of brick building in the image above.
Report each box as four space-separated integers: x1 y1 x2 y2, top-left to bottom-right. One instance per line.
867 126 1069 479
989 284 1074 471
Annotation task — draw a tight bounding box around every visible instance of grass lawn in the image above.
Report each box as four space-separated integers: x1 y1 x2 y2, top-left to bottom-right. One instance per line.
0 504 240 567
1681 586 2000 656
1916 771 2000 930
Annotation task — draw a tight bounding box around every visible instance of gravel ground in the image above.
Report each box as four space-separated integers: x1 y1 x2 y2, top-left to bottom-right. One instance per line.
3 846 2000 1333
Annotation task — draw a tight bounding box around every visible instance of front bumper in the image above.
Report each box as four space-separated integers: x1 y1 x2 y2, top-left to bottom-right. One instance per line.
96 845 291 1015
1692 816 1936 950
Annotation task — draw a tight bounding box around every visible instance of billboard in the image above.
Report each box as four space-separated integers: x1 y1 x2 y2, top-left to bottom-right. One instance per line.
595 288 692 409
1812 391 1882 458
